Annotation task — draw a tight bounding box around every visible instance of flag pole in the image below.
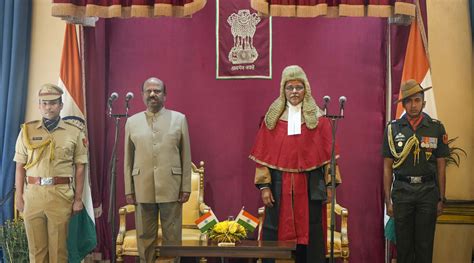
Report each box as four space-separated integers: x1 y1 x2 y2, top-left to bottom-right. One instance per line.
385 17 392 263
385 13 412 263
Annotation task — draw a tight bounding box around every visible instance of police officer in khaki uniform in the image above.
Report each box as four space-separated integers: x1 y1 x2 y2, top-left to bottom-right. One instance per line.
382 79 449 263
14 84 88 262
124 77 191 263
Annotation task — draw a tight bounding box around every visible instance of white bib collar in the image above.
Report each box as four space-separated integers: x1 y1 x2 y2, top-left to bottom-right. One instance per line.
287 102 302 135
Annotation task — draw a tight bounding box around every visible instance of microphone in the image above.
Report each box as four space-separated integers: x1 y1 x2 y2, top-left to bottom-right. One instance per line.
323 95 331 115
108 92 119 108
125 92 134 102
339 96 347 117
125 92 134 111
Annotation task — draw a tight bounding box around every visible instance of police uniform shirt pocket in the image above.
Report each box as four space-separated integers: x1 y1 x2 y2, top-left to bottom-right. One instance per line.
171 167 182 175
55 146 73 159
132 168 140 176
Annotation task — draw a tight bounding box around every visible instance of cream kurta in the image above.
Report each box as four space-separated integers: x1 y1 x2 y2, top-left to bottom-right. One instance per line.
124 108 191 203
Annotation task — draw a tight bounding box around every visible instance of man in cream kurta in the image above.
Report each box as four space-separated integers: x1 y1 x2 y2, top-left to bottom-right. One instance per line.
124 77 191 263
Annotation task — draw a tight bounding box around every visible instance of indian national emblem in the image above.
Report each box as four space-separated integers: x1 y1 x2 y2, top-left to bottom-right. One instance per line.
227 9 261 65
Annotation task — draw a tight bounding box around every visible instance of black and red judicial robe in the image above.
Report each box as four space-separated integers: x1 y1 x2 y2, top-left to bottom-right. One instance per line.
250 117 338 258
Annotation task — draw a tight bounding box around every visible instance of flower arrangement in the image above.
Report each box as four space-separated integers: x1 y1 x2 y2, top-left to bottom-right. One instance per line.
207 220 247 243
0 219 29 263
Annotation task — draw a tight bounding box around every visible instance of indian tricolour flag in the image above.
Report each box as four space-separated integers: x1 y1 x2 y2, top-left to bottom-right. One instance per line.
59 23 97 262
235 208 259 232
395 10 437 119
195 210 219 233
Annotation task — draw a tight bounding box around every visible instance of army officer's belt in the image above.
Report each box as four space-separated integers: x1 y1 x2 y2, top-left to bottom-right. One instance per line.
395 175 433 184
27 176 71 186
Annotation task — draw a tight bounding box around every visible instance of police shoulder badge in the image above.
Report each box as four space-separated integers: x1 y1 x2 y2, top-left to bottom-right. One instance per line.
443 134 448 144
82 137 88 147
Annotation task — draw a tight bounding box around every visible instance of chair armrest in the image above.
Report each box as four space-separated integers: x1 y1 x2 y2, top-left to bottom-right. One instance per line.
339 206 349 258
199 203 210 214
116 204 135 245
257 206 265 241
328 203 345 215
258 206 265 217
121 204 136 213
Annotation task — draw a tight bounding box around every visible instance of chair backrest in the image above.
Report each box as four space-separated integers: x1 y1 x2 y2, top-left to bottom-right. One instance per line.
182 161 205 228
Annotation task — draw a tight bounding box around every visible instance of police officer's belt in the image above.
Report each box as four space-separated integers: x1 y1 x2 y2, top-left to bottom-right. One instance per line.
395 175 433 184
27 176 71 186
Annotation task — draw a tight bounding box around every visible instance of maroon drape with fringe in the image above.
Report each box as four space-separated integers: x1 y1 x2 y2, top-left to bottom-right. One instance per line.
52 0 207 18
251 0 416 17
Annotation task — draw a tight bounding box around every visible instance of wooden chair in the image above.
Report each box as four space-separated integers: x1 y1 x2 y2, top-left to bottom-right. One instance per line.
257 201 349 263
326 202 349 263
116 161 209 262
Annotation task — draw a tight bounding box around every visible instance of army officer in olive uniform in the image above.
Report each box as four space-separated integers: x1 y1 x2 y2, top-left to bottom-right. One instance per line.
382 79 449 263
124 77 191 263
14 84 88 262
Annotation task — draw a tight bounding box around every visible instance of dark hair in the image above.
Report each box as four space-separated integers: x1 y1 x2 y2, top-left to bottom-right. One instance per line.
402 92 424 106
141 78 166 94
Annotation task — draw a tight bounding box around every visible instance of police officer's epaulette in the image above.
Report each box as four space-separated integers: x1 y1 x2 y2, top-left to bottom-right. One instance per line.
63 119 85 130
23 120 40 127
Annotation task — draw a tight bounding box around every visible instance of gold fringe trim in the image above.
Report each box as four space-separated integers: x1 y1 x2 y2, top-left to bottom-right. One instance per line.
249 155 339 173
270 5 297 17
296 4 327 18
394 2 416 17
267 4 328 18
130 6 153 17
52 1 207 18
52 3 85 18
326 6 340 18
339 4 365 17
250 0 270 16
249 2 415 18
367 5 394 17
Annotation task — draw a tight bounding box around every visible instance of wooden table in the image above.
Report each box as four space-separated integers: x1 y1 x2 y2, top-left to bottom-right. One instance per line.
156 240 296 262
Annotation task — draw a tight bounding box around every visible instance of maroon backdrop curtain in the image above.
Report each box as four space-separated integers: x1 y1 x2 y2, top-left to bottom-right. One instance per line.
84 21 112 259
83 2 412 262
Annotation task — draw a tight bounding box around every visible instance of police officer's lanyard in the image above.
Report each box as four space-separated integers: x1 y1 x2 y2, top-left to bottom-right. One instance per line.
22 124 55 170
